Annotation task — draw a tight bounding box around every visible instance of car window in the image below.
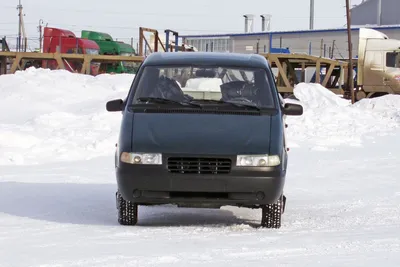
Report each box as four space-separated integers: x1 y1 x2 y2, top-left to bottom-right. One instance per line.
132 65 276 108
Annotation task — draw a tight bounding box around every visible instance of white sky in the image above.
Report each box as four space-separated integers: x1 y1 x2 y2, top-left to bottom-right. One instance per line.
1 0 364 49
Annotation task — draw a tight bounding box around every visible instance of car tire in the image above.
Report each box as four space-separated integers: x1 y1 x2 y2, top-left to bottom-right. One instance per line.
260 194 285 229
116 191 138 225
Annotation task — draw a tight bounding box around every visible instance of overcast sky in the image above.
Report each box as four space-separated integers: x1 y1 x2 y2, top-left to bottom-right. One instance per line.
1 0 363 49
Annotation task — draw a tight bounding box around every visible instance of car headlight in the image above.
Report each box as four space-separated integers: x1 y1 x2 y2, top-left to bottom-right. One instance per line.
236 155 280 167
120 152 162 165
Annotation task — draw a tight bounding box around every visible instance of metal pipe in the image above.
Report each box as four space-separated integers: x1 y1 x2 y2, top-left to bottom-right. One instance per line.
174 33 179 52
165 32 169 52
269 33 273 53
256 39 260 54
309 0 314 30
261 15 265 32
320 39 323 57
244 15 248 33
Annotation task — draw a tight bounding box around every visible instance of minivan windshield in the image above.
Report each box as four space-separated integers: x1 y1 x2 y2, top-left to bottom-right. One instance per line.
131 65 276 109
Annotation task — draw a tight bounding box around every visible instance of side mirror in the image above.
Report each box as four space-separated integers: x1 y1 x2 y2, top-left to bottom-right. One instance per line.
106 99 124 112
283 103 303 116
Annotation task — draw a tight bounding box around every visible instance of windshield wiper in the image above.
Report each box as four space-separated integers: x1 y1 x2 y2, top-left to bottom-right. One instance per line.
224 100 261 110
135 97 202 108
190 99 261 110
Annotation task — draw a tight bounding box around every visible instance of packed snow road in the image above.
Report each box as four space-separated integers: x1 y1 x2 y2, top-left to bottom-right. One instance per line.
0 69 399 266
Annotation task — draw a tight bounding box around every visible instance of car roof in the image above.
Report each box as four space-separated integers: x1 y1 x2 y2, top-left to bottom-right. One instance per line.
142 52 269 69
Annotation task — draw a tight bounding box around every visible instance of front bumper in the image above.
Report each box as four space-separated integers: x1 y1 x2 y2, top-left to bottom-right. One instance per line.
116 154 286 207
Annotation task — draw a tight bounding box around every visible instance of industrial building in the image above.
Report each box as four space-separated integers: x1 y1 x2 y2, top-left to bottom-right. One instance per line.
351 0 400 26
182 25 400 59
181 0 400 59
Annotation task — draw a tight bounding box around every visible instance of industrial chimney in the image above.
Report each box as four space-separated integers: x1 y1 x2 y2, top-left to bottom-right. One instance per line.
243 14 255 33
260 14 272 32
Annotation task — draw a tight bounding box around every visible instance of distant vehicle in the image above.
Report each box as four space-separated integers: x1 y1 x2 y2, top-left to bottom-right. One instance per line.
355 27 400 100
42 27 100 75
105 52 303 228
81 30 138 74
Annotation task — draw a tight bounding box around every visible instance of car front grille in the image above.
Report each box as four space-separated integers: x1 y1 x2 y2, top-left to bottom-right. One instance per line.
167 157 232 174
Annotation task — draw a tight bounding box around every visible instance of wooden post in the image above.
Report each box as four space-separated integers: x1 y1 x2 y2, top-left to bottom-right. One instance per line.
139 28 143 56
320 39 323 57
345 0 355 104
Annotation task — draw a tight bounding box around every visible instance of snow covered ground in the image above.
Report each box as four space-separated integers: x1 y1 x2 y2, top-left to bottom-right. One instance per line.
0 68 399 266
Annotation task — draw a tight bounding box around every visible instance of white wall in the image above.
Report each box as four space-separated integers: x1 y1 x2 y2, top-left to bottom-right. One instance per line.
185 27 400 60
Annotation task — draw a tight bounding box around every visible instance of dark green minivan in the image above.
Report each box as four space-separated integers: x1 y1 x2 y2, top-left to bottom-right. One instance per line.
106 52 303 228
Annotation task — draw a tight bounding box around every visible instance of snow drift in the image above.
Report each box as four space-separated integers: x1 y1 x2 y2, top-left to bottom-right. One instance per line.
1 68 400 267
1 69 400 165
0 68 133 165
286 83 400 149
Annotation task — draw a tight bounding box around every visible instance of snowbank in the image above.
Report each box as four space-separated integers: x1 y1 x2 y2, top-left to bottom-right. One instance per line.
0 68 134 165
1 69 399 165
293 83 351 109
286 83 400 148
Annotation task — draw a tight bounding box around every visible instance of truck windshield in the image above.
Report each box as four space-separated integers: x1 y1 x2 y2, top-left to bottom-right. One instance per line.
86 48 99 55
132 65 276 108
120 53 135 68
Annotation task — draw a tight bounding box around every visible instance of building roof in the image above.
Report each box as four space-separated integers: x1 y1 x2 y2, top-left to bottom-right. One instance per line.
143 52 268 68
181 24 400 39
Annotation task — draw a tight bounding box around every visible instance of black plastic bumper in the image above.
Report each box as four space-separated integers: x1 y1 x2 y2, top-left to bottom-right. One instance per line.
116 160 286 207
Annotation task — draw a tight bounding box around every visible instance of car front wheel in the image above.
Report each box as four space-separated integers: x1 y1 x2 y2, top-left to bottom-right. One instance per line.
260 194 285 228
116 191 138 225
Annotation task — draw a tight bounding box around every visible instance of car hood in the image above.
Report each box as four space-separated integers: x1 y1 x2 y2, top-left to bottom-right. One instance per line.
131 113 271 155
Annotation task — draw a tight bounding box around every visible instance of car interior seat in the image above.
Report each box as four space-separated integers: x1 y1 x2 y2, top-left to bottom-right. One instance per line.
220 81 258 103
154 75 186 101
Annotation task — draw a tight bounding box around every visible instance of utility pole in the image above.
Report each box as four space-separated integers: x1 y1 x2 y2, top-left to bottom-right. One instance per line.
309 0 314 30
17 0 26 52
345 0 355 104
38 19 44 52
377 0 382 26
17 0 23 51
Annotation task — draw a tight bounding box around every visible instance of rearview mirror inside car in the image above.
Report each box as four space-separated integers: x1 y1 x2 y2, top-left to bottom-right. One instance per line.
106 99 124 112
283 103 303 116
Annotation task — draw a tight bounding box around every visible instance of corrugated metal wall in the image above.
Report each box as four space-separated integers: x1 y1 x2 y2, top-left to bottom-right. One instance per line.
185 28 400 60
267 28 400 59
352 0 400 26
